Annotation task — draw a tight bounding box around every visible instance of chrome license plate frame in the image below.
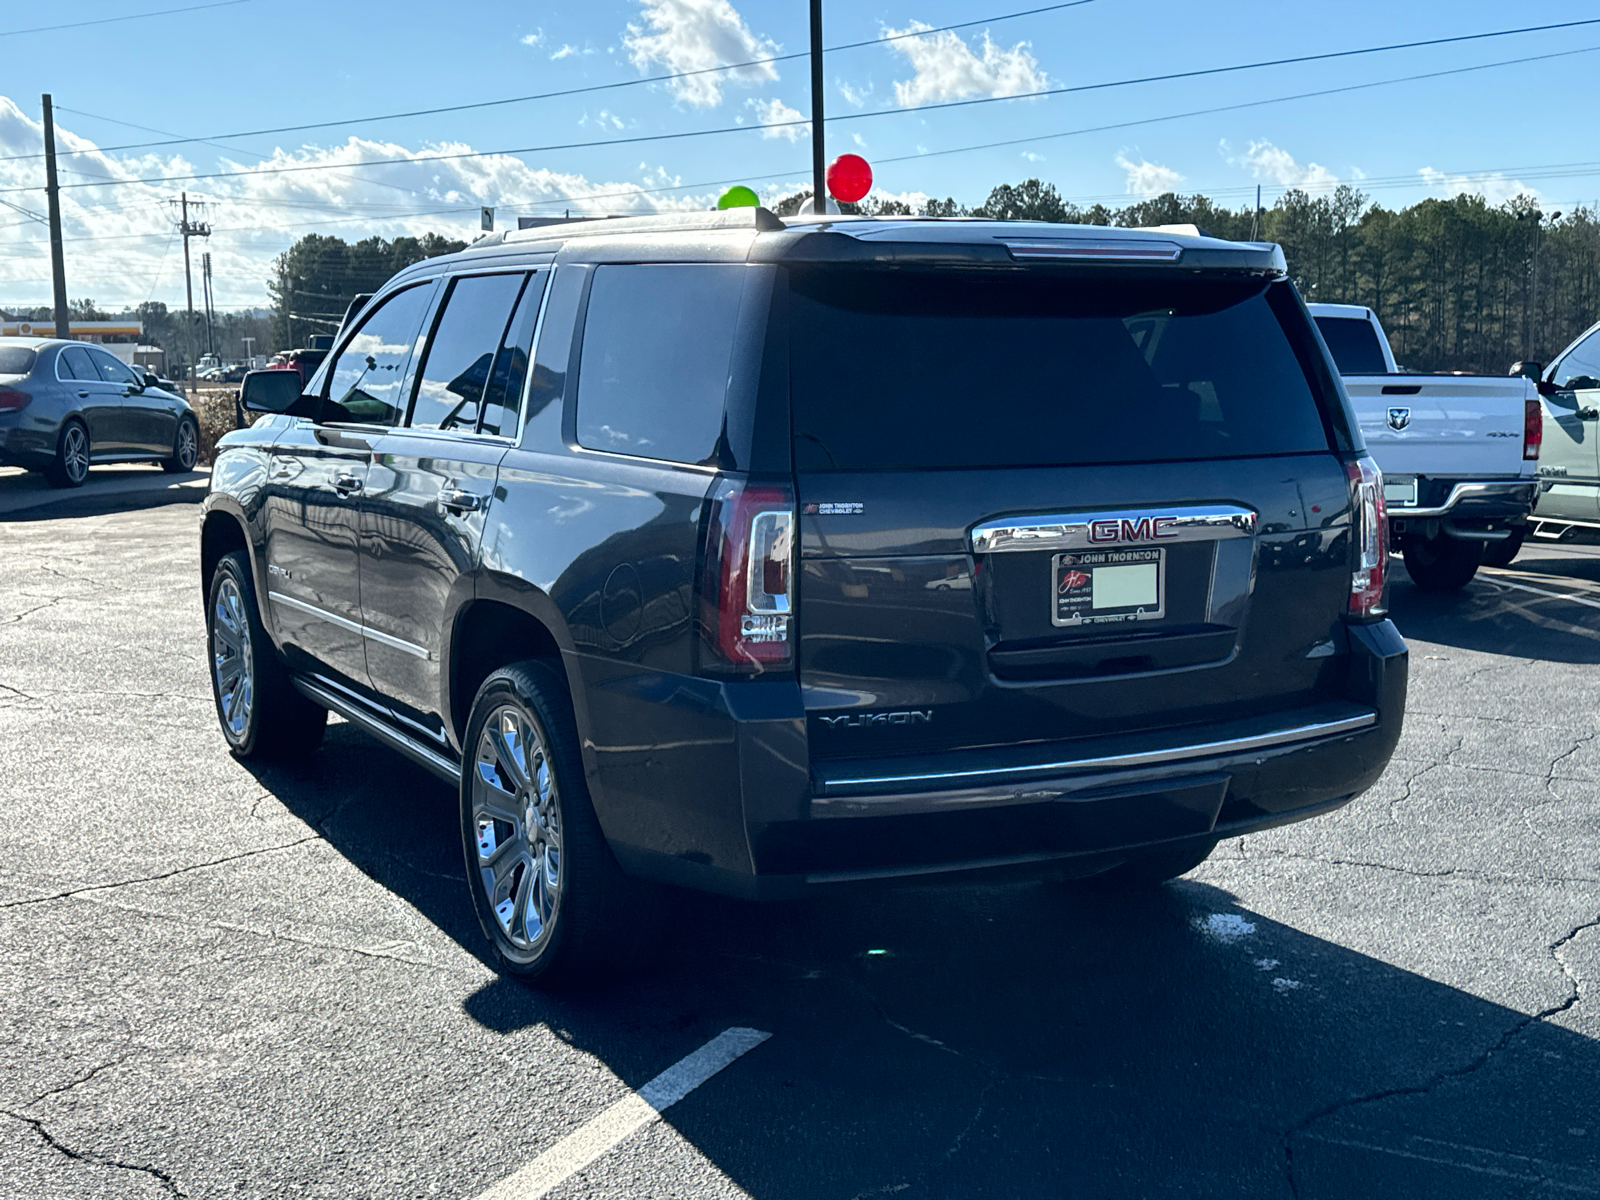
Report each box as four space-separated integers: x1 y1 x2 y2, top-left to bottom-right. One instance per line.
1052 548 1166 628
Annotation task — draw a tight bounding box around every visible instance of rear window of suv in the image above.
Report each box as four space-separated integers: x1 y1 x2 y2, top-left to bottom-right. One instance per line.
789 271 1332 471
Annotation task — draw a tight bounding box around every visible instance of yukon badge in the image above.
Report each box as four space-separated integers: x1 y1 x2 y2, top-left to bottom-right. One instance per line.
1386 407 1411 431
819 710 932 729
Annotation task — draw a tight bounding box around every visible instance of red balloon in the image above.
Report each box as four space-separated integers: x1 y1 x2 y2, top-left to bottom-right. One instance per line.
826 154 873 204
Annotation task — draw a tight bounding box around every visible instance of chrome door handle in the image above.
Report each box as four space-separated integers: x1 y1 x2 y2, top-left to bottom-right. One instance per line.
332 473 363 496
438 486 482 514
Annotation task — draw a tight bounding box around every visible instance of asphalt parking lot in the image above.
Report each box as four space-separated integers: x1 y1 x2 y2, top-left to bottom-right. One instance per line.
2 499 1598 1199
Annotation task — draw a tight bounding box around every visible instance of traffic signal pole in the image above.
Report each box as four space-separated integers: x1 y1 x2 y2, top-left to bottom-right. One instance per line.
809 0 825 211
41 94 70 338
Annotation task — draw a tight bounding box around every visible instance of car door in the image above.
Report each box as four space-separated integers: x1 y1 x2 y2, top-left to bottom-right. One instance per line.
1536 327 1600 522
88 347 171 455
56 344 122 455
358 270 545 749
260 280 436 696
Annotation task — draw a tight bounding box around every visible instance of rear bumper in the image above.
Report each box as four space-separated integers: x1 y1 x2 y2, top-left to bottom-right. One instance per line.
607 620 1408 899
1387 478 1537 534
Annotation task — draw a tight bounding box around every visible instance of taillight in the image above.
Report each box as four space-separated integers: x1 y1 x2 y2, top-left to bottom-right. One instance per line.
1524 397 1543 460
1347 456 1387 619
0 387 30 411
700 479 795 672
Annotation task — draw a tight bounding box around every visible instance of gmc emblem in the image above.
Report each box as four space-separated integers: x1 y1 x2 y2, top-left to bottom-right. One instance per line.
1088 516 1179 544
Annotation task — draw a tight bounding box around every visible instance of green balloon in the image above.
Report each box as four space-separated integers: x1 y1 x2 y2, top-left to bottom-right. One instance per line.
717 186 760 210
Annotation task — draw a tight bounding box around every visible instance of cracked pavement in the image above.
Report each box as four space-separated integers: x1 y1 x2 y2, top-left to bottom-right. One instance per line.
2 502 1598 1198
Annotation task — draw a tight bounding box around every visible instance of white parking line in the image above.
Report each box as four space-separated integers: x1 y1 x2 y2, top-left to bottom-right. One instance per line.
1479 571 1600 612
474 1027 772 1200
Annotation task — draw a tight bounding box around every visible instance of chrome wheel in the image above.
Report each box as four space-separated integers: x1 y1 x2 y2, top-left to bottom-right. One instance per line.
176 421 198 469
211 575 254 740
472 703 562 955
61 425 89 484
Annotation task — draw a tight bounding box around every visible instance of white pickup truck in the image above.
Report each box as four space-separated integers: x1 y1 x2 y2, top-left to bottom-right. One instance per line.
1308 303 1541 589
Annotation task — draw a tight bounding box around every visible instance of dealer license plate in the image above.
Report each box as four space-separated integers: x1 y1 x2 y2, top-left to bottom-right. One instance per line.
1052 549 1165 627
1384 475 1418 506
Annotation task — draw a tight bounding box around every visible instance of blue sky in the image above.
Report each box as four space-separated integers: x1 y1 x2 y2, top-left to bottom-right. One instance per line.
3 0 1598 309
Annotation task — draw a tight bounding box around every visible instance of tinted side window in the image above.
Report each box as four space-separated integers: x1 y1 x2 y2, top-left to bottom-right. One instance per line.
59 345 97 381
90 348 141 386
1313 316 1389 375
1553 328 1600 389
479 273 547 438
324 284 433 426
409 273 526 432
576 264 743 464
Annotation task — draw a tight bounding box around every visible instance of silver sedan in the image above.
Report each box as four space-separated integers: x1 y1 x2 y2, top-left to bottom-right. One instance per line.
0 337 199 487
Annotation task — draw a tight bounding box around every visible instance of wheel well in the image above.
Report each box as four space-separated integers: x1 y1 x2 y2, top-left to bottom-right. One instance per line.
200 513 248 593
450 600 566 743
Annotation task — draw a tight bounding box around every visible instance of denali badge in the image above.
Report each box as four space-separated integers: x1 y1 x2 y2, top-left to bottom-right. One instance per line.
1386 407 1411 431
819 710 932 729
1087 516 1179 544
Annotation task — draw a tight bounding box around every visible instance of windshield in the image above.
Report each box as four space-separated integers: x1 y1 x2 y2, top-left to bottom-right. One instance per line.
789 270 1332 471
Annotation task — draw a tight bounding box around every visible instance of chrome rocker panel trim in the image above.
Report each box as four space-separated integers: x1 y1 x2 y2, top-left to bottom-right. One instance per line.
268 590 431 660
292 676 462 786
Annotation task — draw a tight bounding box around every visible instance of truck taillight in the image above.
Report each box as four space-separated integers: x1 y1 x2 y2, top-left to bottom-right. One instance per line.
700 479 795 672
1347 456 1387 620
1524 397 1542 460
0 387 30 411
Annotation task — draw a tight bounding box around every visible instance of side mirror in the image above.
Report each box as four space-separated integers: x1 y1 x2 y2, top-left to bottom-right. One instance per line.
143 372 162 389
239 369 318 418
1510 360 1543 380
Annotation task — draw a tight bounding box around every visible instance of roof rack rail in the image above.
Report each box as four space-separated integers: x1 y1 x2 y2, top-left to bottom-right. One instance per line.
502 206 784 243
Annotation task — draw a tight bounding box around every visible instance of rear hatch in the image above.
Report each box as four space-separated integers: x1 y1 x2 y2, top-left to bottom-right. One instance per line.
787 265 1357 765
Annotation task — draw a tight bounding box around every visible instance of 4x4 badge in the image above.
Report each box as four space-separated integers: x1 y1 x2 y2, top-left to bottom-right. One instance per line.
1386 407 1411 431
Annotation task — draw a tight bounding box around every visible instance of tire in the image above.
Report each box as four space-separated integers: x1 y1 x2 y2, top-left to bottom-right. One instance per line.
162 416 199 473
1087 839 1218 889
1402 532 1484 592
206 549 327 759
45 420 90 488
460 661 651 986
1480 529 1525 570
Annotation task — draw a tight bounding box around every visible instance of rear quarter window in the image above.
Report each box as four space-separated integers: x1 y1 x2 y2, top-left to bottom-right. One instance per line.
575 264 744 465
789 271 1333 471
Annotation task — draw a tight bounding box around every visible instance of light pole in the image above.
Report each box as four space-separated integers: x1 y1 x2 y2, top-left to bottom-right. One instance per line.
242 336 254 365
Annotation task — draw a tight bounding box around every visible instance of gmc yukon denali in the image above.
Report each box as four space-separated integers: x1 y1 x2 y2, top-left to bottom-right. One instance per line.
200 210 1408 984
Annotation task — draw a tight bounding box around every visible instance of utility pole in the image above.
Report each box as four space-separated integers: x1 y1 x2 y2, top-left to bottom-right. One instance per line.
202 251 215 359
1249 184 1262 241
242 335 254 366
809 0 825 212
280 261 293 351
171 192 210 377
41 94 70 338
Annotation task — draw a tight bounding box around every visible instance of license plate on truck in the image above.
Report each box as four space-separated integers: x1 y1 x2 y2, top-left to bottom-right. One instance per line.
1053 549 1165 627
1384 475 1418 506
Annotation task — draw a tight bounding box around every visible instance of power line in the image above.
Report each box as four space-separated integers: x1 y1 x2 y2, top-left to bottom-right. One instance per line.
12 36 1598 198
0 0 249 39
17 0 1104 161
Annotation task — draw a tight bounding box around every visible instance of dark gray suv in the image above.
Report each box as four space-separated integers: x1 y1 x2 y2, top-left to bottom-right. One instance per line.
200 209 1407 984
0 337 199 486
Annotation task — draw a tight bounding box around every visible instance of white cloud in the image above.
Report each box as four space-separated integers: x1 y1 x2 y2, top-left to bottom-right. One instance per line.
520 29 544 47
1021 151 1045 163
852 132 867 148
1115 152 1183 198
749 98 808 141
0 95 706 311
1419 167 1539 206
1232 139 1338 191
550 44 589 60
624 0 779 107
885 22 1048 107
837 79 871 108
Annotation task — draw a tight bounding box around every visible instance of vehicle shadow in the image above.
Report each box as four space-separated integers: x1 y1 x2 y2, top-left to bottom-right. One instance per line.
240 722 1600 1197
1387 560 1600 663
0 464 207 522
